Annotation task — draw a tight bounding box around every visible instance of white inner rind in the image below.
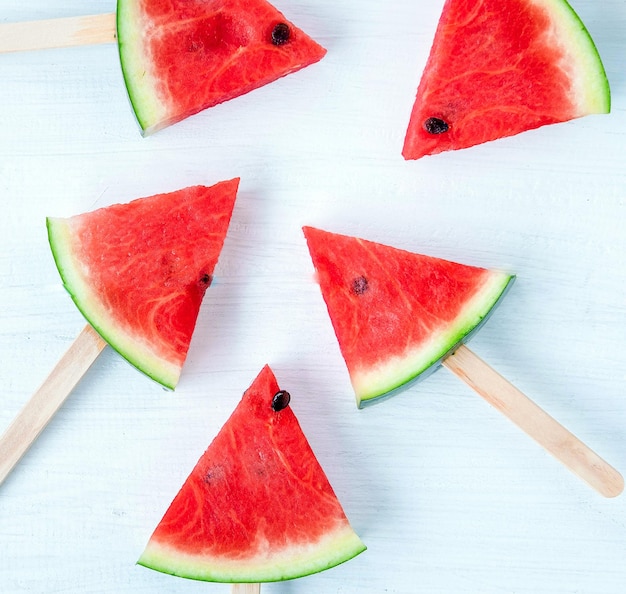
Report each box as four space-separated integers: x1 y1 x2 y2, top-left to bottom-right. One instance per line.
137 524 366 583
117 0 169 135
532 0 610 113
352 271 514 406
47 217 181 390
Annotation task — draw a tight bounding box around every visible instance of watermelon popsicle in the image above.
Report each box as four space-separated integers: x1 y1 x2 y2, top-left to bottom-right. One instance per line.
303 226 624 498
402 0 610 159
0 0 326 135
0 180 240 486
138 366 366 587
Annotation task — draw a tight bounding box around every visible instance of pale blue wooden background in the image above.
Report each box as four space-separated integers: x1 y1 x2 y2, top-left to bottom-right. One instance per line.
0 1 625 593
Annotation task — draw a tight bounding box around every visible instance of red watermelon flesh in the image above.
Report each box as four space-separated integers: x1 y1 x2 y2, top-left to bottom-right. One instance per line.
138 365 366 582
303 227 515 407
402 0 610 159
117 0 327 135
46 180 239 389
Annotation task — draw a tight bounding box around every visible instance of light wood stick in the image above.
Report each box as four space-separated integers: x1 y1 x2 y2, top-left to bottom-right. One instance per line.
231 584 261 594
0 324 107 485
0 13 116 53
442 344 623 498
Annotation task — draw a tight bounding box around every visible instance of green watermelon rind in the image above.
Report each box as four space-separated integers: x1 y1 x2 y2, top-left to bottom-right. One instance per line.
116 0 168 135
46 217 180 390
354 272 515 407
137 516 366 583
545 0 610 114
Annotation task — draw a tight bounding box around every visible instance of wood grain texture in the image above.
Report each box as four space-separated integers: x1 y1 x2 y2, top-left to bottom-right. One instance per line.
0 325 106 485
0 13 116 53
0 0 624 593
443 344 623 497
232 584 261 594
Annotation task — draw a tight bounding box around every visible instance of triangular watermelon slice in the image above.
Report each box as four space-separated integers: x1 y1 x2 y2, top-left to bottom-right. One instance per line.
116 0 327 135
402 0 610 159
138 365 366 582
303 227 515 407
47 179 239 389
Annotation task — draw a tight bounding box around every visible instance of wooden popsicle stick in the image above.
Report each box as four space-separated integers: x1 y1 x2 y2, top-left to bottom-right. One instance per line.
231 584 261 594
0 13 116 53
0 324 107 486
442 344 624 498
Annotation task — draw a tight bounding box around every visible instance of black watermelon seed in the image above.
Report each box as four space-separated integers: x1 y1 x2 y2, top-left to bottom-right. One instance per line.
271 23 291 46
272 390 291 412
423 117 449 134
200 273 212 285
351 276 369 295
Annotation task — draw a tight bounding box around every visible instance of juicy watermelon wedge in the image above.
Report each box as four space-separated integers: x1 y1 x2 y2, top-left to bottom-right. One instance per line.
402 0 610 159
116 0 327 135
138 365 366 582
303 227 515 407
47 180 239 389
